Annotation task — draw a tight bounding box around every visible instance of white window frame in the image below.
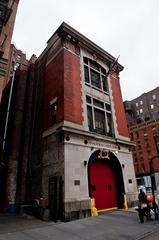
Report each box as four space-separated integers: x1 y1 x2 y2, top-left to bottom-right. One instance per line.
83 57 109 93
86 95 113 136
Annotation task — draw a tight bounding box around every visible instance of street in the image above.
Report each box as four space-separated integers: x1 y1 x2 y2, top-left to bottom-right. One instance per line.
0 210 159 240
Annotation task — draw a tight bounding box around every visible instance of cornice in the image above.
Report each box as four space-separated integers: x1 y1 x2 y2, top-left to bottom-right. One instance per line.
47 22 124 72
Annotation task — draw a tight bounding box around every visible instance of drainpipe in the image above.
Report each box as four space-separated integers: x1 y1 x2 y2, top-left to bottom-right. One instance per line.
2 66 17 153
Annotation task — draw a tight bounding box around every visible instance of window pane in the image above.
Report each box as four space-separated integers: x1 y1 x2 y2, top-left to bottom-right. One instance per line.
87 106 93 131
105 104 111 111
101 67 106 75
90 69 101 88
94 108 105 133
86 95 91 103
83 57 88 65
93 99 104 108
84 66 89 83
50 103 57 125
107 112 113 136
102 75 108 92
90 60 99 71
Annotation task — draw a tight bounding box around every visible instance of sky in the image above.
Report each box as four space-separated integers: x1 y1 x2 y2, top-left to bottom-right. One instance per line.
12 0 159 101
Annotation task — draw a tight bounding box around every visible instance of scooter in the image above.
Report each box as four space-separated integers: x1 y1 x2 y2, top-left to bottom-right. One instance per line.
136 203 151 223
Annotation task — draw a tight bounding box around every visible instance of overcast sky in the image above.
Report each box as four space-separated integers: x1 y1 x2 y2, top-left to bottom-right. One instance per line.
12 0 159 101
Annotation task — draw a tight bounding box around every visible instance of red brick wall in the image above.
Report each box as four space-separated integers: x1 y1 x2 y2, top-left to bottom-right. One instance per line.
44 51 64 130
131 121 159 174
63 50 83 125
110 75 129 137
43 48 83 130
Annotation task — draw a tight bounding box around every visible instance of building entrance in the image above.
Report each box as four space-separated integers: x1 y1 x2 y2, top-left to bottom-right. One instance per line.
90 161 117 210
88 149 125 211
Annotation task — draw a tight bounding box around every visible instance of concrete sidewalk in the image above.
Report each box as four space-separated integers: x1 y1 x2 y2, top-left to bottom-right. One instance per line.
0 210 159 239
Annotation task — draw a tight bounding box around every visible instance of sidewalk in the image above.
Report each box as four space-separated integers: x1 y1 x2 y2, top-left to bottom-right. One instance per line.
0 210 159 240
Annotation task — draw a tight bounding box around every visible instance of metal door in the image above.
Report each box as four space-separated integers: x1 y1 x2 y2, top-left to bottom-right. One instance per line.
49 176 63 221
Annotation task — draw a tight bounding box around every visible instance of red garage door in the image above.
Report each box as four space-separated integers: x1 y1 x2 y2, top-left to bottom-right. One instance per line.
90 161 117 210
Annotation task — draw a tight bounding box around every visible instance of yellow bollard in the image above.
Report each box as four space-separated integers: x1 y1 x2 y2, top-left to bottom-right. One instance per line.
91 198 98 217
123 194 128 210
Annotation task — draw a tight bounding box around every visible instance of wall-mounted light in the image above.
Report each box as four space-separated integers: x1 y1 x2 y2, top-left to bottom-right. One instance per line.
84 160 87 166
66 135 70 141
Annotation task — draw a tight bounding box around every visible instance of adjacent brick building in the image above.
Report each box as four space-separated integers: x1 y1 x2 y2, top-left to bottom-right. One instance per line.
0 0 20 99
0 23 137 220
124 87 159 190
124 87 159 127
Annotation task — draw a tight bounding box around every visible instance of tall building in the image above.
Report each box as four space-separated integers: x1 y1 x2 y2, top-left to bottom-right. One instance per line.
124 87 159 190
0 0 20 99
124 87 159 127
0 23 137 220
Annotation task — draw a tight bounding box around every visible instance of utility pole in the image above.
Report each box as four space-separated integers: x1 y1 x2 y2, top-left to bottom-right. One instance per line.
149 155 159 220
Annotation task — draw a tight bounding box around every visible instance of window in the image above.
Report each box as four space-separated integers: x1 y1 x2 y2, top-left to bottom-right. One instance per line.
150 104 154 109
50 101 57 125
153 111 159 119
140 100 143 105
17 55 21 61
129 133 134 140
83 57 108 92
140 155 144 161
139 108 143 113
143 128 147 136
141 164 145 172
152 94 156 101
86 95 113 136
136 102 139 107
138 144 141 150
134 157 138 162
135 131 139 139
147 150 152 159
136 110 139 115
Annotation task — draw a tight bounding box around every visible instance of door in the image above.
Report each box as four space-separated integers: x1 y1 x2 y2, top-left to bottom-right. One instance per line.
90 161 117 210
49 176 63 221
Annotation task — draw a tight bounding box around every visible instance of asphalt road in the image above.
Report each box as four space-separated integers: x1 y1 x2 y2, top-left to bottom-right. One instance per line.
0 210 159 240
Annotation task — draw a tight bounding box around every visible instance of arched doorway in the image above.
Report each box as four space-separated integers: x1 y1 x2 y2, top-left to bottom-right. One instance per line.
88 149 125 211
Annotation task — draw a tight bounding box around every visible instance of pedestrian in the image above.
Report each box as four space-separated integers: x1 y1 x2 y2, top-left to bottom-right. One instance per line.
138 189 147 204
138 189 147 223
138 189 151 223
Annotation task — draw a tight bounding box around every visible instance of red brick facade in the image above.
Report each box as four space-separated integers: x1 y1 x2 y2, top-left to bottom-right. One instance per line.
0 22 134 216
44 51 64 129
63 50 83 125
0 0 20 98
129 119 159 175
110 74 129 137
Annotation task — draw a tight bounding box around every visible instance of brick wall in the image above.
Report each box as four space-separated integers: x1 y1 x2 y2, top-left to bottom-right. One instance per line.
63 50 83 125
44 48 83 130
110 74 129 137
44 51 64 130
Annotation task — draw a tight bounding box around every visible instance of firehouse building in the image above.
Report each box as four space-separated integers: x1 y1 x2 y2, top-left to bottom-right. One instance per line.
1 22 137 221
33 22 137 220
